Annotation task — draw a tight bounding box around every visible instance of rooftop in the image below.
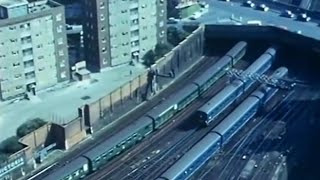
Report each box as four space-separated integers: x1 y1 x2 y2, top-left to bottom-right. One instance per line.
0 0 28 8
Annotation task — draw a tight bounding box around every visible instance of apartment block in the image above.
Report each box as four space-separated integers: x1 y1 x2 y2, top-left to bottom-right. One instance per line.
82 0 167 71
0 0 70 100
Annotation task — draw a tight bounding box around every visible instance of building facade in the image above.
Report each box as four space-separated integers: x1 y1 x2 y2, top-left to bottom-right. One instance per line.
0 0 70 100
82 0 167 71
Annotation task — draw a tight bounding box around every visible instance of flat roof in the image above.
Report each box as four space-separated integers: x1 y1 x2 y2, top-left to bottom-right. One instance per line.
0 0 28 8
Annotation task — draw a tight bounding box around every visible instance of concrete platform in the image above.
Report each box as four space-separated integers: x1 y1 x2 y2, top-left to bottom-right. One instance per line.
0 65 146 142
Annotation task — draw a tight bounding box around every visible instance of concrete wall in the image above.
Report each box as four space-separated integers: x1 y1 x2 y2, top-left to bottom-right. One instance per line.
83 72 148 127
82 25 205 129
62 118 86 150
19 124 51 160
204 25 320 51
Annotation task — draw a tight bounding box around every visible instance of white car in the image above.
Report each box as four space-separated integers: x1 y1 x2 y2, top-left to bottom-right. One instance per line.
297 13 311 22
258 4 269 12
282 10 295 18
243 1 255 8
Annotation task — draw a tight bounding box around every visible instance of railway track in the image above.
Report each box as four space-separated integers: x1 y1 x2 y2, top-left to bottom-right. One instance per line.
87 60 250 180
197 89 311 180
27 56 217 180
194 90 296 179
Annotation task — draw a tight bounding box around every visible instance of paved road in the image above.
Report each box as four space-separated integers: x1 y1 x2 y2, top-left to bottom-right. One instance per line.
183 0 320 39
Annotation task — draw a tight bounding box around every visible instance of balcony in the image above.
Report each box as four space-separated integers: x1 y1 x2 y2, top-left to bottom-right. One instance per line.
23 55 34 62
130 25 139 31
129 3 139 9
20 31 31 38
130 14 139 20
130 35 139 42
131 45 139 52
24 66 35 73
21 43 33 50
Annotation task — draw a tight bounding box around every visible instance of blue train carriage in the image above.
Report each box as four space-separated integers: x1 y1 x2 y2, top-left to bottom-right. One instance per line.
192 41 247 93
195 47 276 126
212 90 265 145
157 132 221 180
195 80 244 126
82 116 153 171
242 47 276 81
225 41 248 65
43 157 90 180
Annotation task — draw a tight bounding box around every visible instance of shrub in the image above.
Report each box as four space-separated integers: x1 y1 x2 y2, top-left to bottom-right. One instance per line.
16 118 46 138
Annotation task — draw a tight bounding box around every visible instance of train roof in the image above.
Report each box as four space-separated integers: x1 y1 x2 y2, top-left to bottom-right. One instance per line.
244 54 273 74
83 116 152 159
264 47 277 56
192 56 232 86
225 41 247 57
147 83 198 118
213 96 259 135
160 132 220 180
43 157 88 180
197 80 242 113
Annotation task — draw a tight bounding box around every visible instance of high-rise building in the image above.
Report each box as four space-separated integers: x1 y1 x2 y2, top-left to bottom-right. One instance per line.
0 0 70 100
82 0 167 71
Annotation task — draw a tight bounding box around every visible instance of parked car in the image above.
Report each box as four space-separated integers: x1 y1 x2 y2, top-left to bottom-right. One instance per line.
257 4 269 12
297 13 311 22
243 0 255 8
282 10 295 18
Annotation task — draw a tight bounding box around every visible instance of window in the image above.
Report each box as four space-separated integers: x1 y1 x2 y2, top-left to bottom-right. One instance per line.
102 47 107 53
60 60 65 67
57 25 63 33
14 74 22 79
61 71 66 78
13 62 20 67
38 67 45 71
57 38 63 45
56 13 62 21
59 50 64 56
25 72 35 79
16 85 23 90
159 21 164 27
100 14 105 21
100 2 105 9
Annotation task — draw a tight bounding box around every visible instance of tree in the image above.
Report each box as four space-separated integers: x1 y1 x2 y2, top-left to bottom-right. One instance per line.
0 136 24 154
154 43 171 58
143 50 156 67
16 118 46 138
167 27 190 46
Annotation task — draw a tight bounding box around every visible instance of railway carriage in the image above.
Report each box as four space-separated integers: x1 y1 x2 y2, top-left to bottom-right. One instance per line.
82 116 153 171
43 157 90 180
225 41 248 65
157 132 221 180
193 41 247 93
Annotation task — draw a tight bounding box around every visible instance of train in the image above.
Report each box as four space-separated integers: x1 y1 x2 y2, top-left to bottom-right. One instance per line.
41 42 247 180
195 47 277 126
156 67 288 180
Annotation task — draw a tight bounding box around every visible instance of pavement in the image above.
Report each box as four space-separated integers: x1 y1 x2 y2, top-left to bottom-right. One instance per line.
182 0 320 39
0 65 146 142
